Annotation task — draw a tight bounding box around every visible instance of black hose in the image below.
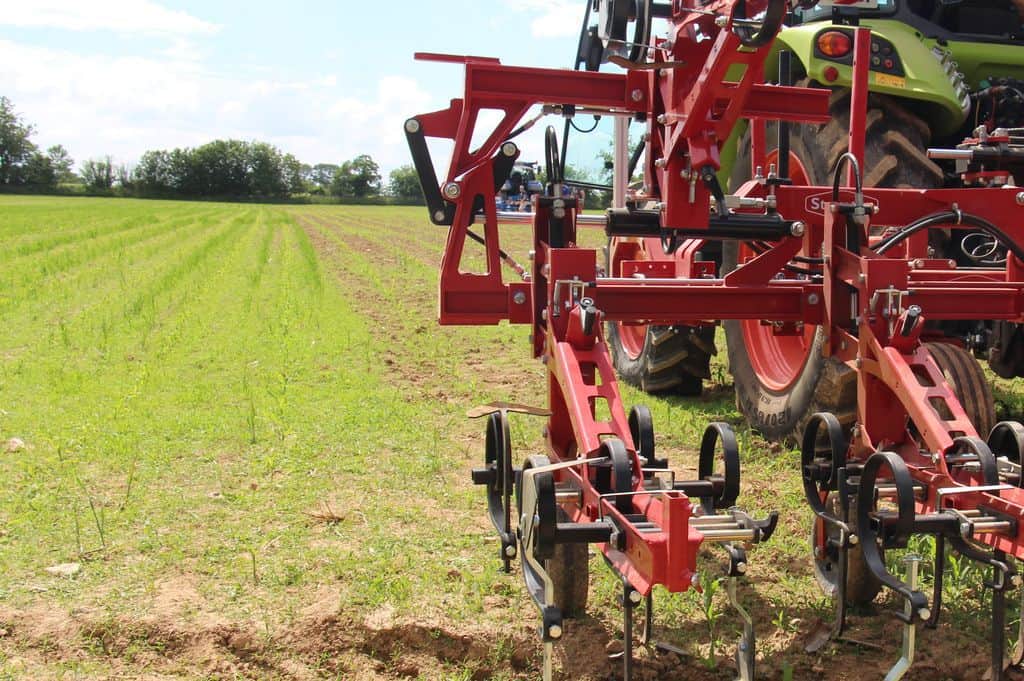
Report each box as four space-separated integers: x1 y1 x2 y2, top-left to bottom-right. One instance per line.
831 152 864 202
570 116 601 134
874 210 1024 263
545 126 563 186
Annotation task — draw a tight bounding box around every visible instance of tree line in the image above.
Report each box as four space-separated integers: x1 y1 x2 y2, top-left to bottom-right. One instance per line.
0 95 424 202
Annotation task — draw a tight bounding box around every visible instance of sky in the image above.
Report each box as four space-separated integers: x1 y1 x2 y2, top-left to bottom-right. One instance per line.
0 0 619 179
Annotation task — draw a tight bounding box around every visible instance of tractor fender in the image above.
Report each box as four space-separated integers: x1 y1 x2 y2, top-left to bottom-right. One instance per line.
764 20 969 137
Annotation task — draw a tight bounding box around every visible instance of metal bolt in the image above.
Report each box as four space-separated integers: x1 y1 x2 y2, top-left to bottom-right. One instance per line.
735 562 747 575
918 608 931 621
1017 191 1024 206
628 590 643 605
947 259 957 269
548 624 563 639
654 158 666 168
714 15 728 27
513 291 527 305
858 273 866 283
808 293 820 305
404 118 421 134
657 114 667 124
528 250 536 261
690 572 701 588
502 142 518 157
504 544 517 558
631 89 644 102
443 182 461 199
790 221 806 237
433 210 446 222
848 534 859 545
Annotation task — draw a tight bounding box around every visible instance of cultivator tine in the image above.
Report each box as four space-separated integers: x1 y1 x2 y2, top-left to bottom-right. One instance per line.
638 591 653 647
926 534 945 629
1011 588 1024 668
621 582 638 681
726 576 755 681
884 556 922 681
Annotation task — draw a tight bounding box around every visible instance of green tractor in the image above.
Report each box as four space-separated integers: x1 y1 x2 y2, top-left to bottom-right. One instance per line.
718 0 1024 441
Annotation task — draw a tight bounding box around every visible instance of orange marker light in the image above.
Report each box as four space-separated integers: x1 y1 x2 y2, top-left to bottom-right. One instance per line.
817 31 852 58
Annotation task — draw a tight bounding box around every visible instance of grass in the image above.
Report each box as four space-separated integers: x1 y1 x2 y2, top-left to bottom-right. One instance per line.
0 196 1014 679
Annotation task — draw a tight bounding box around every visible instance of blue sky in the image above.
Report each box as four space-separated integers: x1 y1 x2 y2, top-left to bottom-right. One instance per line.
0 1 617 178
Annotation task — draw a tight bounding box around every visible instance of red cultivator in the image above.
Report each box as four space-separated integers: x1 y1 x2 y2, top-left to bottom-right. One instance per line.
406 1 1024 678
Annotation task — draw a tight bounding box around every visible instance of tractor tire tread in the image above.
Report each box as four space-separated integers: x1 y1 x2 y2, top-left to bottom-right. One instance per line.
925 341 997 437
608 321 714 397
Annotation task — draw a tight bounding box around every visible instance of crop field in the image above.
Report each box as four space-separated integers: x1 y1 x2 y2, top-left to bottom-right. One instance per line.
0 196 1022 680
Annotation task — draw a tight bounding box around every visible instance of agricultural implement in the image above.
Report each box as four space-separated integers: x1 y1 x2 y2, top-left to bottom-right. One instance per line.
405 0 1024 678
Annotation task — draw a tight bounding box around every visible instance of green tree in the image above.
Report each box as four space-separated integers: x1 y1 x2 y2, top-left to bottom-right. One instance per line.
387 164 422 201
47 145 75 183
247 142 287 197
80 157 114 190
0 96 38 185
22 152 55 188
282 153 305 195
305 163 338 191
331 154 381 198
115 163 134 190
132 150 173 193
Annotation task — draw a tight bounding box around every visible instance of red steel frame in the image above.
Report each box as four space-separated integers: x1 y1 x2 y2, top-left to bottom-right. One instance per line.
410 0 1024 601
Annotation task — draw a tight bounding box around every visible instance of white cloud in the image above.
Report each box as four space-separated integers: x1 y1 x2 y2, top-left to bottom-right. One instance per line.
0 38 439 174
517 0 583 39
2 0 219 35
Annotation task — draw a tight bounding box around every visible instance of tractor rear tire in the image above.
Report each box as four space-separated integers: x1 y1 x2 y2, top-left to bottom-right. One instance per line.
547 508 589 618
925 341 997 438
606 322 715 395
725 88 943 442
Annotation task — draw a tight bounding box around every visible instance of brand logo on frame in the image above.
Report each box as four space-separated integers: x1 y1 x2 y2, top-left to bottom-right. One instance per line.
805 190 880 216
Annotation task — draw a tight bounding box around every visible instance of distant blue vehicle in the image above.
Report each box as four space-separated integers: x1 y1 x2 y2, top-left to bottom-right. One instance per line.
497 162 544 212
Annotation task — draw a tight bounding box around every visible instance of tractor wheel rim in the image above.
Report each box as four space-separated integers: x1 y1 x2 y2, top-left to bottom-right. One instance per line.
740 150 814 392
618 321 648 359
610 238 649 360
